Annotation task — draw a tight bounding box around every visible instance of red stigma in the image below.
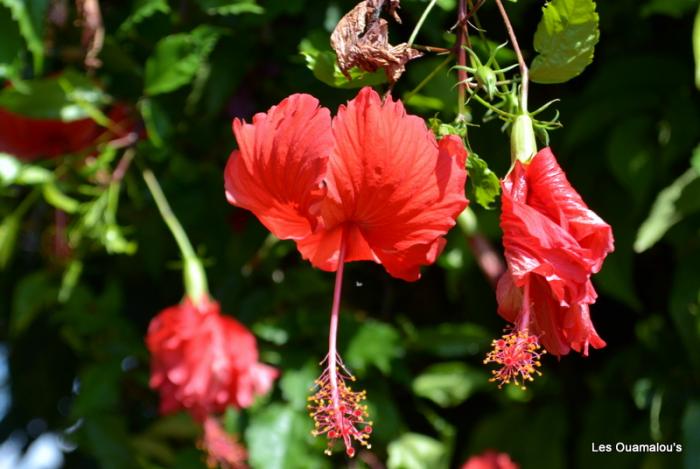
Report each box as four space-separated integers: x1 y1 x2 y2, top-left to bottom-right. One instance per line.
307 354 372 457
484 329 545 389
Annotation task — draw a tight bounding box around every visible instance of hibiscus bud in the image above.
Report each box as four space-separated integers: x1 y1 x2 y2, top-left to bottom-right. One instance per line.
475 64 498 100
510 114 537 164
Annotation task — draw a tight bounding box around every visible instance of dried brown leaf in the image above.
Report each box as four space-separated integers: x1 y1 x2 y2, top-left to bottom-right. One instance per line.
330 0 421 84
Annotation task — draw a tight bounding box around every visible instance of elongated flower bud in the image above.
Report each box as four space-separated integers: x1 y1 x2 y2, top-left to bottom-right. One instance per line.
510 114 537 164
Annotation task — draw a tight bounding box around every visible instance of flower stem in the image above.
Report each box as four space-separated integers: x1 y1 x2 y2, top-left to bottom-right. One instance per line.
493 0 528 113
142 168 209 304
408 0 438 46
327 231 348 420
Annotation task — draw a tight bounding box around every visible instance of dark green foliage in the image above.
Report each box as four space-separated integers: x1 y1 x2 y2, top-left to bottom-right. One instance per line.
0 1 699 468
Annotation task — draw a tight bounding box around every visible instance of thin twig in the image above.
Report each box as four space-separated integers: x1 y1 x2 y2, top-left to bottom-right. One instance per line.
111 149 135 184
408 0 437 46
455 0 468 118
494 0 528 112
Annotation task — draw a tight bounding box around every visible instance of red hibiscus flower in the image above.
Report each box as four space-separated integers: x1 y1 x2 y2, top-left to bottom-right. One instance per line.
224 87 468 457
225 86 468 281
461 450 519 469
0 104 135 161
485 147 613 388
146 296 278 422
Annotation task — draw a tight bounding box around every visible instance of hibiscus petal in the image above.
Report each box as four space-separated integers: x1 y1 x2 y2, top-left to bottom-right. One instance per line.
298 87 468 279
525 148 614 272
224 94 333 240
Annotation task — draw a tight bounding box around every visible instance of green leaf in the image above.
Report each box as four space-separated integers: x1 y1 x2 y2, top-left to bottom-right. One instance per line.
694 3 700 89
144 25 224 95
466 152 501 209
387 433 448 469
634 166 700 252
682 401 700 468
605 116 654 203
0 5 23 79
412 362 487 407
643 0 699 18
246 404 324 469
11 271 58 336
279 361 317 410
0 212 21 269
0 153 53 186
139 98 172 147
299 34 386 89
345 319 404 374
0 0 49 74
194 0 263 15
0 70 109 121
59 259 83 303
411 322 490 358
117 0 171 35
530 0 600 84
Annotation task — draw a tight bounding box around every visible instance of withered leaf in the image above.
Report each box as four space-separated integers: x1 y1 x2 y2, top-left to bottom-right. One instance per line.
330 0 421 84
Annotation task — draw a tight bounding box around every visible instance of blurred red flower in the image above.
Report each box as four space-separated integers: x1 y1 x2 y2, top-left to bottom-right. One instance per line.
461 450 519 469
496 147 614 356
200 416 248 469
146 297 278 422
0 104 135 161
225 86 468 281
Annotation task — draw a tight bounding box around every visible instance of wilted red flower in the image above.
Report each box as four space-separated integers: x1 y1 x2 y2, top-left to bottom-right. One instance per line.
0 104 135 161
494 147 614 362
461 450 519 469
225 86 468 281
146 296 278 422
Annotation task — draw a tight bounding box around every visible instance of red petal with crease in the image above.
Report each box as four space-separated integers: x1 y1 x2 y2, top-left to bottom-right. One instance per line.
497 148 613 356
296 87 468 281
224 94 333 240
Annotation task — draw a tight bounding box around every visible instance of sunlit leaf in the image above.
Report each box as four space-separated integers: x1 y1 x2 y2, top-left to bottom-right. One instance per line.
0 0 49 73
530 0 600 84
118 0 170 35
246 404 325 469
412 362 487 407
0 154 53 188
466 153 501 210
634 166 700 253
299 33 386 89
145 26 224 95
387 433 448 469
0 70 108 121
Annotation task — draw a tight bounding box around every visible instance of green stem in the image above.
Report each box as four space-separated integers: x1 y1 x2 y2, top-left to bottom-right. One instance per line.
408 0 438 46
469 92 512 119
405 55 453 101
142 168 209 304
